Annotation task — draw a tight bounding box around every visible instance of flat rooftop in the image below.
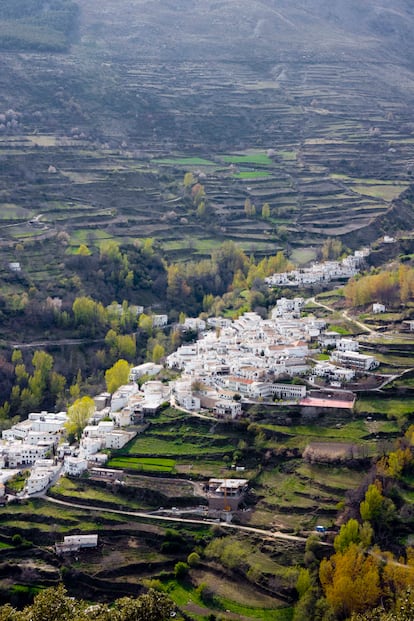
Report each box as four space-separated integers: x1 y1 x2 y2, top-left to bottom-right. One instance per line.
299 396 355 410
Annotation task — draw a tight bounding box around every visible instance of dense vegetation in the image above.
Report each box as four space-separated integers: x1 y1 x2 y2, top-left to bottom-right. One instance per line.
345 265 414 307
0 239 293 421
0 585 174 620
293 426 414 619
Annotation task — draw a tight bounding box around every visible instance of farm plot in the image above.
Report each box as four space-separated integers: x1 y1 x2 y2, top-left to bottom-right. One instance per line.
107 457 175 473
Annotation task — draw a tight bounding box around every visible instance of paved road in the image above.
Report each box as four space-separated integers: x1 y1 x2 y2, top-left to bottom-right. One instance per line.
44 495 321 545
10 338 105 350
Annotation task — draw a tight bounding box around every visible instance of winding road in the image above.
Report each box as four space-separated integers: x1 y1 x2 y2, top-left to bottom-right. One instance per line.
44 494 323 546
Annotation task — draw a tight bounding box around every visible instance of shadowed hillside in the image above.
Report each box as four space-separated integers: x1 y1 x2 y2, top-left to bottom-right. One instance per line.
0 0 413 269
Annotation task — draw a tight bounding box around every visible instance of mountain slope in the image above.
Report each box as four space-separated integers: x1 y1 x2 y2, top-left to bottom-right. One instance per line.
0 0 413 265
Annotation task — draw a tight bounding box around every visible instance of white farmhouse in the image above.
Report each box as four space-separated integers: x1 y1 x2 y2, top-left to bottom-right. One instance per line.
213 400 242 419
129 362 162 382
336 338 359 352
152 314 168 327
6 443 50 468
26 459 59 495
104 430 135 450
64 456 88 476
110 384 138 412
331 350 379 371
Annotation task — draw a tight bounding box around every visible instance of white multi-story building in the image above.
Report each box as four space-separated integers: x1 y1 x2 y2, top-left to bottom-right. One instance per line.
213 400 242 419
64 456 88 476
129 363 163 382
331 350 379 371
336 338 359 352
6 443 50 468
110 384 139 412
272 383 306 400
152 314 168 327
26 459 59 495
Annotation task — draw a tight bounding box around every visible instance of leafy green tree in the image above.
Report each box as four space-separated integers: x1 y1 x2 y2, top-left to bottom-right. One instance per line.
360 481 396 537
261 202 271 219
183 171 195 187
114 590 175 621
11 349 22 365
0 585 175 621
29 583 76 621
322 238 343 260
334 519 373 553
65 396 95 441
49 371 66 401
293 588 319 621
244 198 253 217
196 201 206 217
0 402 10 420
105 359 130 394
32 350 53 379
360 482 386 521
187 551 200 567
151 343 165 363
296 567 313 597
100 240 122 261
105 329 136 360
142 238 155 257
72 296 106 330
20 386 41 412
174 561 189 580
77 244 91 256
138 313 153 336
15 363 28 384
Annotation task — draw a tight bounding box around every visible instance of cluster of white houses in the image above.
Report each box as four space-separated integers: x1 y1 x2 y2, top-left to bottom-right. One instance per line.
264 249 369 288
167 301 378 417
0 360 175 494
0 288 381 496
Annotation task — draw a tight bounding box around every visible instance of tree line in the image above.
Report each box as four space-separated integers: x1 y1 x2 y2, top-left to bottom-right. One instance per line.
294 425 414 620
345 265 414 307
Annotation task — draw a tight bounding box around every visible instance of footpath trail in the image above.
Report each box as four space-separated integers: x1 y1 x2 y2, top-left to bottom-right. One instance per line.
309 296 377 335
44 495 320 545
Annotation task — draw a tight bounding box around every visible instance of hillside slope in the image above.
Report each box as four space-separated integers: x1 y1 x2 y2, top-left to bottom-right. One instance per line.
0 0 413 268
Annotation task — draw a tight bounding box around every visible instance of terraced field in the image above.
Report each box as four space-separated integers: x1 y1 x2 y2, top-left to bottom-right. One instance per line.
0 0 413 277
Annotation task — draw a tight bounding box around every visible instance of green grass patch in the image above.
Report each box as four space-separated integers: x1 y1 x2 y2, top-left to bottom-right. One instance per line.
355 397 414 419
118 434 235 457
328 324 351 335
316 288 345 301
9 585 43 596
260 419 369 443
49 477 149 510
374 352 414 368
296 463 365 491
164 578 292 621
233 171 272 179
221 153 273 165
7 470 30 493
107 457 175 472
214 596 293 620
